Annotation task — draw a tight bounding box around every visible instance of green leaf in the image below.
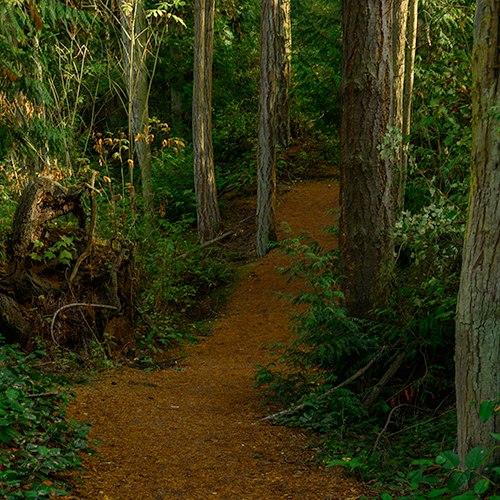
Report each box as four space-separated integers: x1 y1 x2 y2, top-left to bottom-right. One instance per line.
59 249 73 261
465 447 487 469
412 458 435 466
479 400 497 423
436 450 460 469
381 493 392 500
451 493 476 500
428 488 449 498
490 432 500 440
447 471 470 493
5 388 19 400
473 478 489 494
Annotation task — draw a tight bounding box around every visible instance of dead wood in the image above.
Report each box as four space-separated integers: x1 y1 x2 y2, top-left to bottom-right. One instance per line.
261 347 387 422
69 171 98 284
50 303 119 347
362 347 410 411
0 176 134 349
0 293 32 343
10 176 86 265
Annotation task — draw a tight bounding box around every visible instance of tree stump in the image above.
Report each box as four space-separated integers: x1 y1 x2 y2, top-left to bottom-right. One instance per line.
9 176 86 266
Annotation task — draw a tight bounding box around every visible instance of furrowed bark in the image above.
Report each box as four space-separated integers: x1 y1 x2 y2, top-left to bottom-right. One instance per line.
340 0 395 318
455 0 500 468
256 0 278 258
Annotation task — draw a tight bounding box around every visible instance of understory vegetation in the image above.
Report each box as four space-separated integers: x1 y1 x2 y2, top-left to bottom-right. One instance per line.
0 0 487 497
255 0 491 498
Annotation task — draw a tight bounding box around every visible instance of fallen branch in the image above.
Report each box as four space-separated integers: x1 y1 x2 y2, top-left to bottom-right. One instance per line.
51 303 118 347
260 346 387 422
26 392 58 399
174 230 235 261
363 347 410 412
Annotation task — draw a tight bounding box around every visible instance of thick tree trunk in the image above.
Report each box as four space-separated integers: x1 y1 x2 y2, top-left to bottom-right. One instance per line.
193 0 221 243
276 0 291 150
256 0 278 258
120 0 154 217
339 0 395 319
455 0 500 468
392 0 409 210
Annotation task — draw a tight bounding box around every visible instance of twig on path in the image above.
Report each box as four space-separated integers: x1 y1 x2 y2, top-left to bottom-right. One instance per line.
51 303 118 347
260 346 387 422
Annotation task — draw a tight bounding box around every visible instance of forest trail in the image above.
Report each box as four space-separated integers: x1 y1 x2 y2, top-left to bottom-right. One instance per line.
69 180 366 500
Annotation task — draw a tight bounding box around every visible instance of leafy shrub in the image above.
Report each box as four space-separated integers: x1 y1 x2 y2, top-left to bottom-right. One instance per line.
0 343 93 499
135 217 233 355
254 227 458 481
378 395 500 500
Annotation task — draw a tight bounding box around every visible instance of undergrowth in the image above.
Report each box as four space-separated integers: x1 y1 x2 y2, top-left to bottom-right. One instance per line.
254 202 462 488
0 342 94 499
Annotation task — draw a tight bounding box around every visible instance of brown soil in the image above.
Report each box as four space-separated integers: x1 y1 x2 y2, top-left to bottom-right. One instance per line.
69 180 367 500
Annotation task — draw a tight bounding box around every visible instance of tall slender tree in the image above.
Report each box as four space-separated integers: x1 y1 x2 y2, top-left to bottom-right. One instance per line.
276 0 291 150
120 0 154 217
193 0 221 243
256 0 278 258
339 0 395 318
399 0 419 209
455 0 500 467
392 0 410 210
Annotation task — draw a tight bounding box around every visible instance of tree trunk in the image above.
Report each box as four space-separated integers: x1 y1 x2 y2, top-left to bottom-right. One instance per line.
256 0 278 258
392 0 409 211
400 0 419 209
120 0 154 218
455 0 500 468
339 0 395 319
193 0 221 243
276 0 291 150
169 17 184 130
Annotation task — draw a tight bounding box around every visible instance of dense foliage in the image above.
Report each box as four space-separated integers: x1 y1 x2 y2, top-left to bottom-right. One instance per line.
0 342 93 499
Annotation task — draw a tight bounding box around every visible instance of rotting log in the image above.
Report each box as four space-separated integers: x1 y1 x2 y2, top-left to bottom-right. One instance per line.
9 176 86 265
0 176 133 351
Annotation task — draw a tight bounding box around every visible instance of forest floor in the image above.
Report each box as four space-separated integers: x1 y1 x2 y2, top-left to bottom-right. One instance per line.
68 179 369 500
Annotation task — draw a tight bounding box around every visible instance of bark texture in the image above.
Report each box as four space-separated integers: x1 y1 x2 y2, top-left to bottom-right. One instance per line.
276 0 291 150
120 0 154 216
400 0 419 209
256 0 278 258
455 0 500 467
193 0 221 243
339 0 394 318
392 0 409 210
169 18 184 130
10 177 85 263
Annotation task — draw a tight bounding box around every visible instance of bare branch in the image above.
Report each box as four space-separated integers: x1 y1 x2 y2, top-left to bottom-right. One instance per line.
51 303 118 347
260 346 387 422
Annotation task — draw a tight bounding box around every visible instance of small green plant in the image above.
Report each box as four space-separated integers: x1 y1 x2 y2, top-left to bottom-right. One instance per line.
378 396 500 500
0 341 94 499
29 234 76 267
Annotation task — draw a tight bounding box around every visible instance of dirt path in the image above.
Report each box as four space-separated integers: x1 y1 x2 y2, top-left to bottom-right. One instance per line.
70 180 365 500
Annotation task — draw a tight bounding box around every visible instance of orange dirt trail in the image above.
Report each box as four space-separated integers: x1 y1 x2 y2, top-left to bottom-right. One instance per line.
70 180 365 500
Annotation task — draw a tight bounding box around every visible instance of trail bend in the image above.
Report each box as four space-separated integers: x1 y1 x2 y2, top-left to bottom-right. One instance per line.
70 180 365 500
